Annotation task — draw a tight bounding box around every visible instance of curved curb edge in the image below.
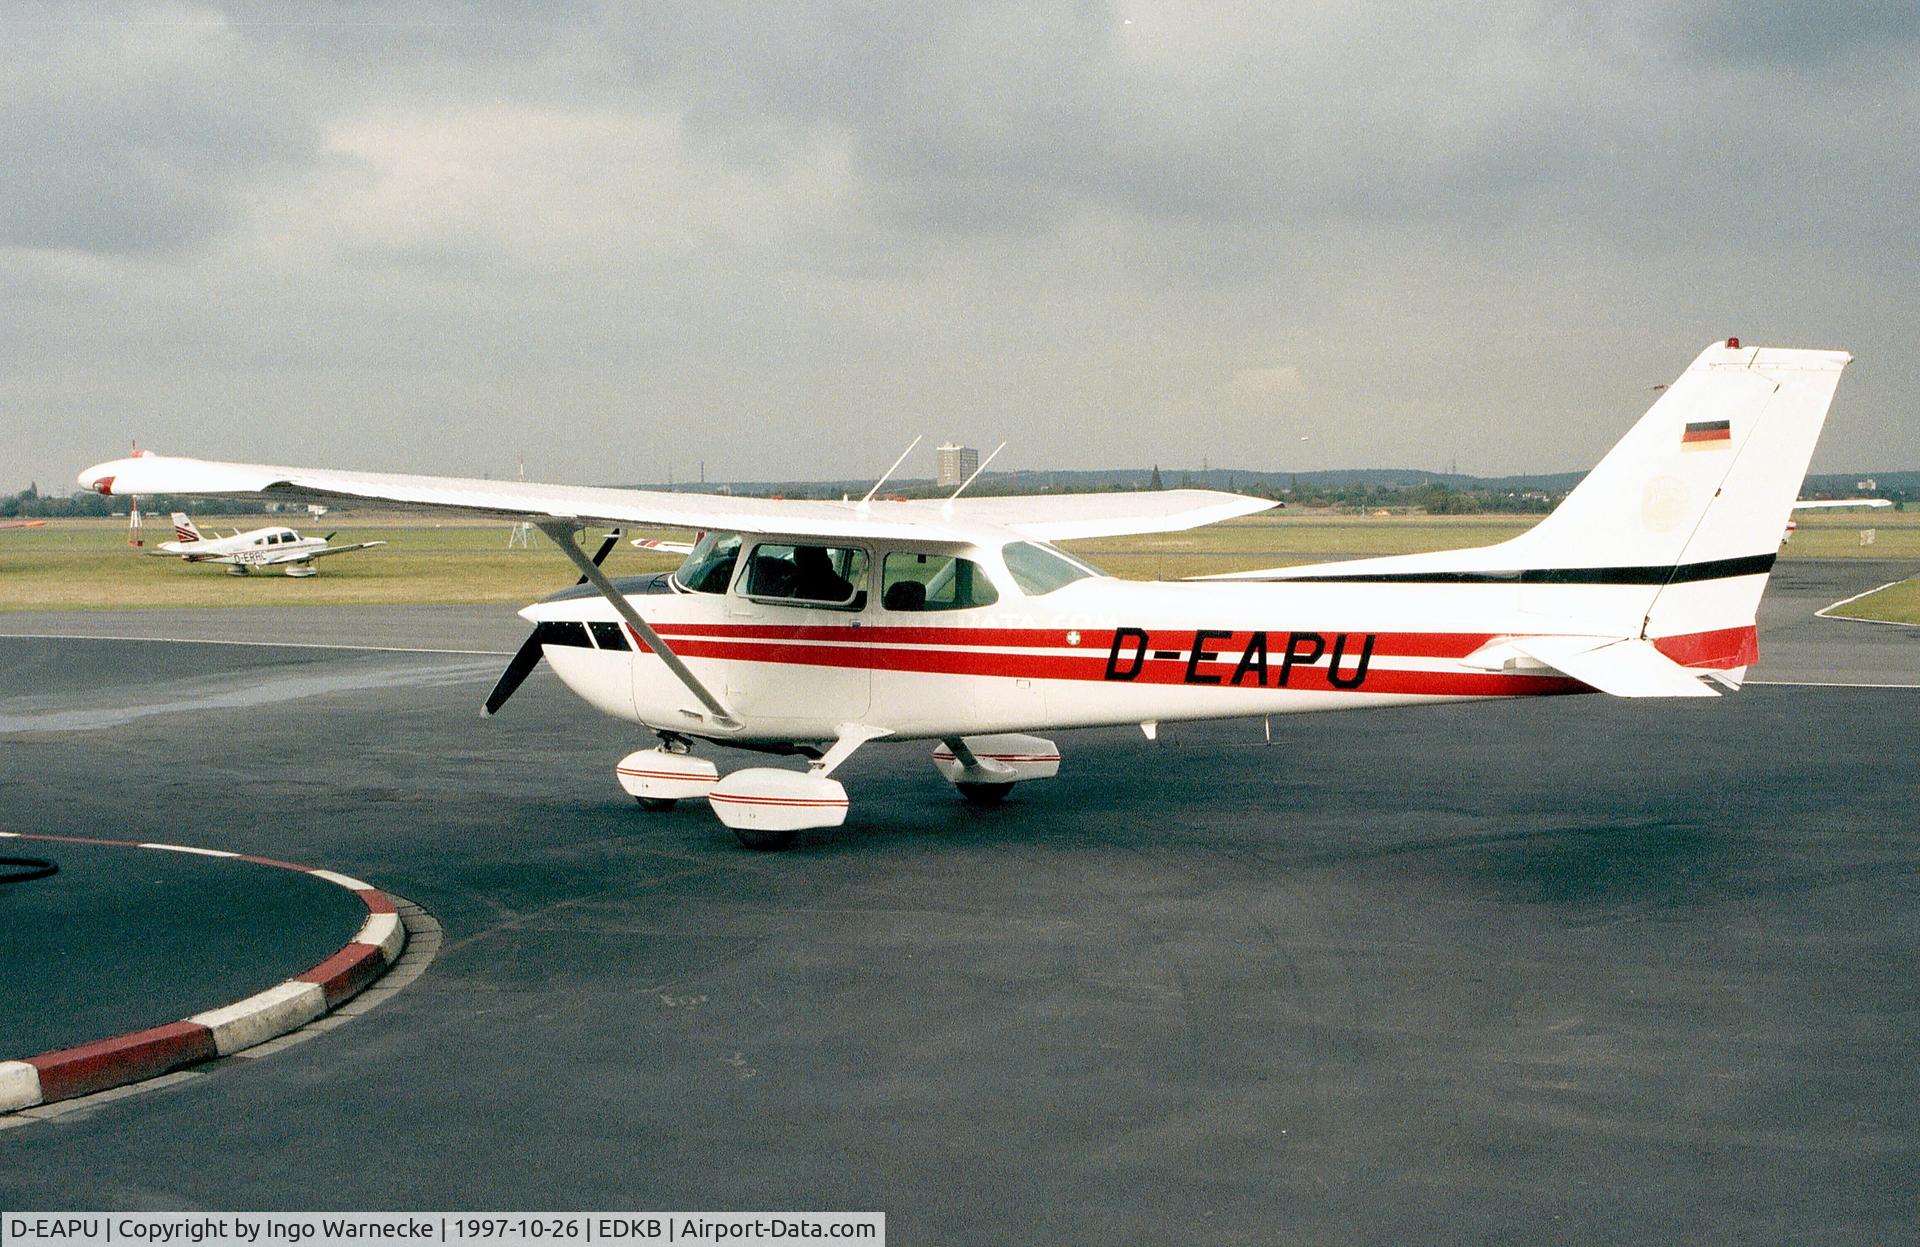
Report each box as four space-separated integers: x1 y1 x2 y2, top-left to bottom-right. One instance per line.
0 832 410 1113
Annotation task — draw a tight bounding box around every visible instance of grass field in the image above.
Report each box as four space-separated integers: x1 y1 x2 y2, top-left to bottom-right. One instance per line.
3 509 1916 618
1822 577 1920 625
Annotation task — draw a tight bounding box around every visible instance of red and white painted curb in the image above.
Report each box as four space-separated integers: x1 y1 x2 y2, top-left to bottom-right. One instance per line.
0 832 407 1113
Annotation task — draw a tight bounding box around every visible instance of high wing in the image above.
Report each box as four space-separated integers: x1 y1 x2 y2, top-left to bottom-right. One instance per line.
260 540 388 565
78 454 1274 542
1792 498 1891 510
938 490 1279 541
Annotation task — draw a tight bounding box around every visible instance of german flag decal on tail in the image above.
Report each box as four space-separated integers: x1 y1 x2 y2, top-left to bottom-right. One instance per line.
1682 419 1732 449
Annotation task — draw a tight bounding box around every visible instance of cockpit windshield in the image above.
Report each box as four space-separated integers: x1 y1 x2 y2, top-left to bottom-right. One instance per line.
674 532 743 594
1001 541 1104 596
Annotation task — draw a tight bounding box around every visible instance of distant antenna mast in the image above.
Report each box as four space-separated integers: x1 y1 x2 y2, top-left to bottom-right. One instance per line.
946 441 1007 502
860 436 923 505
507 452 534 549
126 438 143 547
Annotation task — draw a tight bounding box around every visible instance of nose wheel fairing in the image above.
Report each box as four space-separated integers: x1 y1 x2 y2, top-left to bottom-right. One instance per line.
615 747 720 806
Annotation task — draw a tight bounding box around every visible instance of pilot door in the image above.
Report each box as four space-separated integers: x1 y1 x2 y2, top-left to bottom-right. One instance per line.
715 540 873 729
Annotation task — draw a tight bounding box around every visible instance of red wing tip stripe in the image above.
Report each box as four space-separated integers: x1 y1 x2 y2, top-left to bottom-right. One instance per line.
709 794 850 807
616 768 713 780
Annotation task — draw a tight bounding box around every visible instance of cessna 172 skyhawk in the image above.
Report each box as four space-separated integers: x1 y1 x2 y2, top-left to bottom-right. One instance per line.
80 340 1849 849
154 511 386 576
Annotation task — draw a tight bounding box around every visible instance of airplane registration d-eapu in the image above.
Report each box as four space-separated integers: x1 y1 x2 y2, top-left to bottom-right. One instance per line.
81 340 1850 848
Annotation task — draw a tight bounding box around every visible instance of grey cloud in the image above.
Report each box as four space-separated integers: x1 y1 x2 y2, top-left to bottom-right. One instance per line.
0 4 318 255
1672 0 1920 65
4 1 1919 492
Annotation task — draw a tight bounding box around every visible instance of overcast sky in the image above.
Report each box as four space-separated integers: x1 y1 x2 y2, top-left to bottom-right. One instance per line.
4 1 1917 494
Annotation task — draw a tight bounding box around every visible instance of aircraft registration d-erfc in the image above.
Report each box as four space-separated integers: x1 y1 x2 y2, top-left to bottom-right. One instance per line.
80 340 1850 849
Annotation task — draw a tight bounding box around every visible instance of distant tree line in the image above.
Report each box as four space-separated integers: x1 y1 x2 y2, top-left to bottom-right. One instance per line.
0 484 275 519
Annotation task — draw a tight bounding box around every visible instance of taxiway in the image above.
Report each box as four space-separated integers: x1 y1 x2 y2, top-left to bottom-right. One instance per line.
0 560 1913 1244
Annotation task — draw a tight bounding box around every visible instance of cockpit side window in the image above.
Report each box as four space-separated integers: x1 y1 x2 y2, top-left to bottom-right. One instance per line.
881 552 1000 612
674 532 743 594
743 543 869 608
1002 541 1103 595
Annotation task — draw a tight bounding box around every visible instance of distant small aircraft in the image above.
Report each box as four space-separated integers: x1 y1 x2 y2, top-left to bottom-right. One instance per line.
0 519 49 530
1791 498 1892 510
1782 497 1892 542
631 537 696 556
153 512 386 577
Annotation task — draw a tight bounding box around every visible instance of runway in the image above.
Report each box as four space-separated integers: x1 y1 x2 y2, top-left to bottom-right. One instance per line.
0 560 1914 1244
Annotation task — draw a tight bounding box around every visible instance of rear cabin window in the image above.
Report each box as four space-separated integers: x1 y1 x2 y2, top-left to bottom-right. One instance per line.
881 552 1000 612
1002 541 1102 595
743 543 869 608
675 532 743 594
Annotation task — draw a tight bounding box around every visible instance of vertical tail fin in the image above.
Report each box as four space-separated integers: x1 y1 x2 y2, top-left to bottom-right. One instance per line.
1502 340 1851 582
170 512 202 543
1209 340 1853 670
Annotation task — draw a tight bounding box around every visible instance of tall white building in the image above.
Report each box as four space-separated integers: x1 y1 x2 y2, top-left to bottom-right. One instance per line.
936 443 979 488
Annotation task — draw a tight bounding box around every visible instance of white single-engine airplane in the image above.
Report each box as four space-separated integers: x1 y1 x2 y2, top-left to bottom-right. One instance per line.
80 340 1850 848
154 511 386 577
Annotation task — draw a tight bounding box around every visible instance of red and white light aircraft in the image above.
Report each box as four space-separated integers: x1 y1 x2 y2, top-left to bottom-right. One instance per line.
80 340 1850 848
153 512 386 577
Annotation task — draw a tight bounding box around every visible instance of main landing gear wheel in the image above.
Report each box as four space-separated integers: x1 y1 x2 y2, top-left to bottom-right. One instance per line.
634 796 678 812
955 781 1013 805
732 826 800 852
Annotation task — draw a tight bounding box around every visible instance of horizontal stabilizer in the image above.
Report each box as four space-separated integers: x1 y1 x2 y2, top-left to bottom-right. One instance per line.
1465 636 1720 698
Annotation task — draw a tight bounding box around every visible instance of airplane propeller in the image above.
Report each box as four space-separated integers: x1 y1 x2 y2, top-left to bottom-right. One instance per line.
483 528 623 716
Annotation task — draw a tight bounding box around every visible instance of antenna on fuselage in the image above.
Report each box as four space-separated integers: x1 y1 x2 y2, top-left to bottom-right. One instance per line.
860 435 922 506
944 441 1007 506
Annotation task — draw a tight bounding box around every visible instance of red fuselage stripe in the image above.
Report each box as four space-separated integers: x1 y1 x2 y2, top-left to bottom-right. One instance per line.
604 623 1756 697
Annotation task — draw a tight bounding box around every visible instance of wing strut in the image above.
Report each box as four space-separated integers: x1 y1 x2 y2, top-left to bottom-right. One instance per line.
535 521 742 731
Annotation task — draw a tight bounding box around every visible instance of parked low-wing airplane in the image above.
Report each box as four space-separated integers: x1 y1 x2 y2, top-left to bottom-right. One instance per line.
153 512 386 577
0 519 49 530
80 340 1850 848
